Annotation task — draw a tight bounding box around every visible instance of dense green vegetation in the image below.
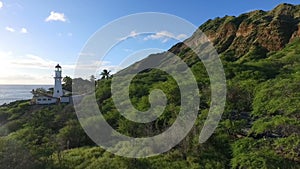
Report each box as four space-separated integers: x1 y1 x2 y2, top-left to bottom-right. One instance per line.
1 4 300 169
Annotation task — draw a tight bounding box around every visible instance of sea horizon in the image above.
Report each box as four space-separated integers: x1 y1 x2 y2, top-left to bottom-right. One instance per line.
0 84 52 105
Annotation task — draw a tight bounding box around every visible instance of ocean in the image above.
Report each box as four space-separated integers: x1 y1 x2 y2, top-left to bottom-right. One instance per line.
0 85 52 106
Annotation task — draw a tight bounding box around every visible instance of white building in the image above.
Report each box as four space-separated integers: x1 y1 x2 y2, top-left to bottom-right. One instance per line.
35 95 58 105
32 64 70 105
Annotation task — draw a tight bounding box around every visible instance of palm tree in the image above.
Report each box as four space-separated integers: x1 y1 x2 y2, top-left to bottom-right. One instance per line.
100 69 111 79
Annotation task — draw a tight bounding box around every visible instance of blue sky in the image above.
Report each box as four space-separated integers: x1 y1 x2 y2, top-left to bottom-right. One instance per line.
0 0 298 84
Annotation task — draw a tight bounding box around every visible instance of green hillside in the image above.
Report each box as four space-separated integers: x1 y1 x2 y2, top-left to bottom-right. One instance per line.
0 3 299 169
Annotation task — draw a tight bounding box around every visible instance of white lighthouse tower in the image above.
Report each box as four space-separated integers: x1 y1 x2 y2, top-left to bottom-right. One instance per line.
53 64 63 98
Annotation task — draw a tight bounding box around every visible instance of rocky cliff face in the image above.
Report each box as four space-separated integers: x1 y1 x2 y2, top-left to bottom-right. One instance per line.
189 3 300 59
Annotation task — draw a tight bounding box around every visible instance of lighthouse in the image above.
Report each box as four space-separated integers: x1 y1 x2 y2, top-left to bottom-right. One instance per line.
32 64 70 105
53 64 63 98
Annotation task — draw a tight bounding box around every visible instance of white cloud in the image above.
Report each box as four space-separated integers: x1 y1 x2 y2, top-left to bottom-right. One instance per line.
123 48 134 52
14 54 56 68
45 11 67 22
57 32 73 37
11 54 75 70
74 60 112 76
0 51 12 70
5 26 15 32
5 27 30 34
13 54 111 78
144 31 188 43
144 31 173 41
0 52 76 84
0 51 120 84
20 28 28 34
118 31 138 41
118 31 188 43
177 34 188 40
0 1 3 9
0 74 52 85
78 52 95 57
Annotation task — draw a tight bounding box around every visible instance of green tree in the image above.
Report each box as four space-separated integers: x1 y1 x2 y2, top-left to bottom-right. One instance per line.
56 119 89 150
0 138 40 169
63 76 72 91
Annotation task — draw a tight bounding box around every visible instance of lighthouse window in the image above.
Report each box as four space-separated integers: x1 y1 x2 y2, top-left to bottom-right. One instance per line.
57 90 59 93
43 98 47 101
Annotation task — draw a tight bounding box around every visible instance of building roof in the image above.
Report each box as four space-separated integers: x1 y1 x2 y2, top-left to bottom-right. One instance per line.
33 92 57 99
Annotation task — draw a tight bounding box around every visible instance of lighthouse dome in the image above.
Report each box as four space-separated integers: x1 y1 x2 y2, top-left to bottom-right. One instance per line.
55 64 61 68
